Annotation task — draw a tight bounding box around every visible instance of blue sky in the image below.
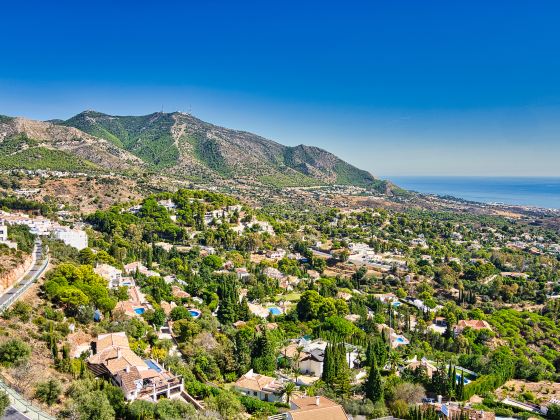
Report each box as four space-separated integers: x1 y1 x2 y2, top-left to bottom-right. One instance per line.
1 0 559 177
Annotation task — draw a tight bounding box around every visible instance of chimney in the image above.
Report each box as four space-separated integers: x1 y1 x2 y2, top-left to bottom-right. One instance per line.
315 396 320 406
117 348 122 359
125 365 130 373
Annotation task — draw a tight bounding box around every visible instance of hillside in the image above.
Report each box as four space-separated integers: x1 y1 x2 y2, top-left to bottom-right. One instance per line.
0 110 392 193
0 116 144 173
60 110 390 191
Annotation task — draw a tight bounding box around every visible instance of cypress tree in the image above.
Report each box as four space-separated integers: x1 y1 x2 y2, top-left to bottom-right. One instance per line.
365 355 383 403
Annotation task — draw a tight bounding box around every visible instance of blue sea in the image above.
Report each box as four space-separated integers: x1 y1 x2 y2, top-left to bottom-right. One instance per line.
389 177 560 209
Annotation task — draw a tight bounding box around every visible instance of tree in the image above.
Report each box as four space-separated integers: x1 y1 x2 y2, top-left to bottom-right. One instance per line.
251 332 276 375
365 356 383 403
206 390 244 419
169 306 192 321
73 390 115 420
388 351 403 375
172 319 201 342
155 399 195 419
282 382 296 404
297 290 323 321
0 339 31 367
547 404 560 420
322 342 351 396
293 345 304 383
0 391 9 417
35 379 62 406
127 399 155 419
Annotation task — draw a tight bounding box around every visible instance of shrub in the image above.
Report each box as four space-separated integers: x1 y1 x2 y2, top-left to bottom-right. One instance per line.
35 379 62 406
0 339 31 367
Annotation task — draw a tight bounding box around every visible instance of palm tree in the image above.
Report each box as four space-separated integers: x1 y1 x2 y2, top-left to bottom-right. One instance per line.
388 350 403 375
282 381 297 404
293 345 304 384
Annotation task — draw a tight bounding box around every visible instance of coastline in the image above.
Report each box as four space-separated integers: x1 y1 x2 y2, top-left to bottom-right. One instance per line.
388 176 560 211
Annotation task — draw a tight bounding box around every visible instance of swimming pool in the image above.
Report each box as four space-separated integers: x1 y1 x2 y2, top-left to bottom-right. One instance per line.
134 307 145 315
268 307 282 315
392 301 401 307
395 336 406 343
456 373 470 384
188 309 201 318
144 359 162 373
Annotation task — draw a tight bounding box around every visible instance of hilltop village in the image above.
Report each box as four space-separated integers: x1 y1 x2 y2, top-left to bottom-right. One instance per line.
0 187 559 420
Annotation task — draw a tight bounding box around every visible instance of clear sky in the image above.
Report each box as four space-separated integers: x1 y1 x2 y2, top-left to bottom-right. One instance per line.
1 0 559 177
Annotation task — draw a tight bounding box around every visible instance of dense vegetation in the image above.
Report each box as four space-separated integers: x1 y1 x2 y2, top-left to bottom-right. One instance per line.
0 187 559 419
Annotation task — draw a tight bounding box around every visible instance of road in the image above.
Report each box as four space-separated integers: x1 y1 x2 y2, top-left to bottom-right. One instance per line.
0 240 46 311
0 240 54 420
2 407 28 420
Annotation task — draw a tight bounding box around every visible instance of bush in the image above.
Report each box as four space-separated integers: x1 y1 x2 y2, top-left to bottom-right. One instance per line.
0 339 31 367
35 379 62 406
0 390 9 417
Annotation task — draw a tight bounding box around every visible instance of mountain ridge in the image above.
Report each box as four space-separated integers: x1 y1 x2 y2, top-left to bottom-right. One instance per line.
0 110 394 193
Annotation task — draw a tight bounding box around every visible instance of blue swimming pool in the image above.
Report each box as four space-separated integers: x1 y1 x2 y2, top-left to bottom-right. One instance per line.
268 307 282 315
456 373 470 384
144 359 162 372
392 301 401 307
189 309 201 318
395 336 406 343
134 307 145 315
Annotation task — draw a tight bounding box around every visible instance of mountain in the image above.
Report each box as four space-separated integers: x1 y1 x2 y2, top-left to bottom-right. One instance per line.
0 115 144 172
0 110 393 192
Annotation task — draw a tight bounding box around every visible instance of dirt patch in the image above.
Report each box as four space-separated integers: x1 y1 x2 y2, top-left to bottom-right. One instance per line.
496 379 560 403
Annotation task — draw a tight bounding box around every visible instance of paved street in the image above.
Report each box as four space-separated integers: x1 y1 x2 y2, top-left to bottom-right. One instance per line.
0 240 45 310
2 406 29 420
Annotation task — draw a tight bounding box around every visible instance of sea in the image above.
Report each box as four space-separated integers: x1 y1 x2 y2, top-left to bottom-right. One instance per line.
389 176 560 210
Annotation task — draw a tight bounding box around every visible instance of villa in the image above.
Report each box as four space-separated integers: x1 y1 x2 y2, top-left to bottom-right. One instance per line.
281 395 349 420
455 319 492 334
123 262 160 278
114 286 150 318
87 332 183 402
234 369 285 402
94 263 123 288
405 356 438 378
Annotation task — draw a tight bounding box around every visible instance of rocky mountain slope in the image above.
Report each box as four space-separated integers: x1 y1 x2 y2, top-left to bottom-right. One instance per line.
0 115 143 172
0 110 391 192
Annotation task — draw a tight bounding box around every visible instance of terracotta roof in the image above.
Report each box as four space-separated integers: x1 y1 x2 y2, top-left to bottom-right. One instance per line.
88 333 147 375
95 332 130 351
116 366 142 393
172 285 190 299
234 370 282 393
289 396 348 420
457 319 492 331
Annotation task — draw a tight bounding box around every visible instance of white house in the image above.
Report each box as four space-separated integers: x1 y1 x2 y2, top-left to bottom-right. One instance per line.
0 222 7 242
94 264 123 288
299 349 325 377
234 369 284 402
54 227 88 250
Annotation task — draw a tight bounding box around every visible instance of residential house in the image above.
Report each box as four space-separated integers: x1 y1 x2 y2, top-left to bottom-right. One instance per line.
236 267 251 280
234 369 284 402
278 395 348 420
263 267 286 281
455 320 492 335
87 332 183 402
94 263 123 289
